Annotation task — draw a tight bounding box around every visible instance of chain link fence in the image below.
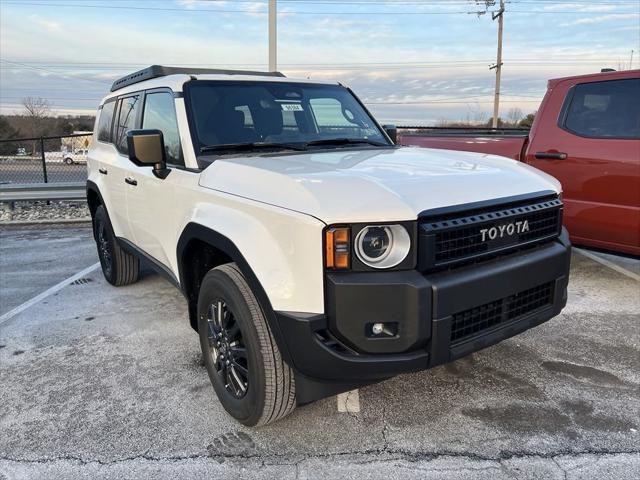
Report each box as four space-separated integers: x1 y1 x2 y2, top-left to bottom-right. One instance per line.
0 133 92 185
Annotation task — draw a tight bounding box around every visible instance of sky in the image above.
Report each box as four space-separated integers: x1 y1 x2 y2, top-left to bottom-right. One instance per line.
0 0 638 125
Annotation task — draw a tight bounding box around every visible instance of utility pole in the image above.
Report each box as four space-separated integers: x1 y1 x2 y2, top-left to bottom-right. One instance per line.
490 0 505 128
269 0 277 72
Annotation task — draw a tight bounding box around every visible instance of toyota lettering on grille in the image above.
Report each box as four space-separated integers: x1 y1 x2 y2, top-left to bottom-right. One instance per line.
480 220 530 242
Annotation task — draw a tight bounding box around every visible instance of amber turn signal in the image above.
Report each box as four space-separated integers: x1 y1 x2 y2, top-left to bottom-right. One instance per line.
325 227 350 269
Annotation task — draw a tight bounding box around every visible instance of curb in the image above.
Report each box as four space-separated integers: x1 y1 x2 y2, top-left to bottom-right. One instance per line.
0 218 92 227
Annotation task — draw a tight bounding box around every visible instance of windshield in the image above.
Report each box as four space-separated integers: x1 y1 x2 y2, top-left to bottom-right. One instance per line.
185 81 390 154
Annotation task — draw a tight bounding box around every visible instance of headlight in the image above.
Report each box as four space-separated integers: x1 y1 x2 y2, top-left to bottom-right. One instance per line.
355 224 411 269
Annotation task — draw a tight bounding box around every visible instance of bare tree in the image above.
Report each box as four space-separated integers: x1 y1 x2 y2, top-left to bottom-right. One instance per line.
22 97 52 153
22 97 52 135
506 107 523 126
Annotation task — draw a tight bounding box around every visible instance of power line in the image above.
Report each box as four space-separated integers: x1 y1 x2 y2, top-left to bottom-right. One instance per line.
10 0 637 4
0 95 544 104
0 59 111 85
1 1 637 14
0 59 622 67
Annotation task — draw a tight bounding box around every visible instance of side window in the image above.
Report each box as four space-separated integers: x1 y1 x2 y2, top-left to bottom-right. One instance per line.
564 78 640 139
310 98 353 127
114 95 141 154
142 92 183 166
309 97 376 138
97 100 116 143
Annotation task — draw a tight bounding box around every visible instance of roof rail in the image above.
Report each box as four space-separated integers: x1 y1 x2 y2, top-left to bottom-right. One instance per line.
110 65 286 92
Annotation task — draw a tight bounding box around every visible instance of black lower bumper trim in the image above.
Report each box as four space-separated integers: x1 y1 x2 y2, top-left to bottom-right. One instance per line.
275 230 571 401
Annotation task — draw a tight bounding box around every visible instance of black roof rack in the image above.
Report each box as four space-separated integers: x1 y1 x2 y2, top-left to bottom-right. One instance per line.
110 65 286 92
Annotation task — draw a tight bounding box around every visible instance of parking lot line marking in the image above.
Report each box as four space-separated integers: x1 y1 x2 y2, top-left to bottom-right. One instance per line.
0 262 100 326
574 248 640 282
337 389 361 413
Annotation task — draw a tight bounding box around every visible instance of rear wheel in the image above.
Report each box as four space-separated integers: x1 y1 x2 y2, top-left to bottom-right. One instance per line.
64 157 73 165
93 205 139 286
197 263 296 426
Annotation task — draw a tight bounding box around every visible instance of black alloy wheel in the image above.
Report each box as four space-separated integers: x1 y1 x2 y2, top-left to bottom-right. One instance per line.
205 299 249 399
96 219 113 278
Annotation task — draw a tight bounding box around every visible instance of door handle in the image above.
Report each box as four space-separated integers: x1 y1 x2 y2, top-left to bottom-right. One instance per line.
124 177 137 186
99 168 108 175
535 151 567 160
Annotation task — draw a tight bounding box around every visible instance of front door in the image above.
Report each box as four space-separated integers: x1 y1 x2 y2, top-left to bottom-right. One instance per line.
108 93 144 242
526 77 640 254
125 90 187 272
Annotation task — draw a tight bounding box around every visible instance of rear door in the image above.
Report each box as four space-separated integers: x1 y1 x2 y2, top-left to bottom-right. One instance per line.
525 76 640 254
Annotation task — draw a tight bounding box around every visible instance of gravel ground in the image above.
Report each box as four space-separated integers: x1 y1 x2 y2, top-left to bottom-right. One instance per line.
0 201 90 222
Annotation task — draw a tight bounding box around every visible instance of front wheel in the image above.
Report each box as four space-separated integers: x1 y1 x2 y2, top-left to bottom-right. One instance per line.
197 263 296 426
64 157 73 165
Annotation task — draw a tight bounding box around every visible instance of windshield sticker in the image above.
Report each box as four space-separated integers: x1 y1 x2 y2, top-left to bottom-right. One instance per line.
281 103 304 112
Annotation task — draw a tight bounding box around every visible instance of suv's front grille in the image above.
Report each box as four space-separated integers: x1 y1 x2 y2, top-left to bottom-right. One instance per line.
450 281 554 344
419 195 562 271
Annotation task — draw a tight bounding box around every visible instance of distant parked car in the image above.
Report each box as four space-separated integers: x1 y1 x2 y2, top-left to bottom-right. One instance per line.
16 148 27 156
63 149 88 165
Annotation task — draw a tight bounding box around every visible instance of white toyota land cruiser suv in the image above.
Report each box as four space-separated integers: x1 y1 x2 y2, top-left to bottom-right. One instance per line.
87 66 571 426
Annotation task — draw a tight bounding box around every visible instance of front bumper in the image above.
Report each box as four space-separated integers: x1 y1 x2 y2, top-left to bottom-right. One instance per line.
276 229 571 385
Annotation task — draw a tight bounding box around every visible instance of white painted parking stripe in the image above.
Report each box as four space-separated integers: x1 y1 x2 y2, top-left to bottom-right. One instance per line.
0 262 100 326
575 248 640 282
337 389 361 413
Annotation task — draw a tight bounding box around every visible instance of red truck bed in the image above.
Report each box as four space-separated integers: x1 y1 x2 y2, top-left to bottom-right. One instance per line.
398 128 527 160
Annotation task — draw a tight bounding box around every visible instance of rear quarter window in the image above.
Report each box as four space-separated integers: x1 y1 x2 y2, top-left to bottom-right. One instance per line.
114 95 142 154
97 100 116 143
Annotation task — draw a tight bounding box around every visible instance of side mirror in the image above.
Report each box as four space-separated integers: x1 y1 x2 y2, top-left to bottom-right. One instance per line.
382 124 397 144
127 129 170 179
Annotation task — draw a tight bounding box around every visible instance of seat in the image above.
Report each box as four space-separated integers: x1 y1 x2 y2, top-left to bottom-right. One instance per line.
202 108 259 145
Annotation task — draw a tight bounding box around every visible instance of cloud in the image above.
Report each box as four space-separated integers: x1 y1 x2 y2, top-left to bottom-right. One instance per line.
1 0 638 122
560 13 640 27
29 15 62 33
541 4 617 13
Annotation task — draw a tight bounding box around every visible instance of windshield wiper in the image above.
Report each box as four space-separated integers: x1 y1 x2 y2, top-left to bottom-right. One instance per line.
303 138 389 148
200 142 307 154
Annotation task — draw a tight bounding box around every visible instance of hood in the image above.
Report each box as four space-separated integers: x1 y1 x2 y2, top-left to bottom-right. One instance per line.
198 146 561 225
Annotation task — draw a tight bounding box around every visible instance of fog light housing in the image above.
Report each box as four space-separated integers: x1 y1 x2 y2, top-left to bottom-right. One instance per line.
366 322 398 338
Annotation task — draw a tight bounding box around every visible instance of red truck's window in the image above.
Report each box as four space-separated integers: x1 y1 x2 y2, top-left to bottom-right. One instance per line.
563 78 640 139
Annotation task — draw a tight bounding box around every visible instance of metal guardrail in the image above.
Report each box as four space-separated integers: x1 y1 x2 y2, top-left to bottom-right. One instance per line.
0 182 86 202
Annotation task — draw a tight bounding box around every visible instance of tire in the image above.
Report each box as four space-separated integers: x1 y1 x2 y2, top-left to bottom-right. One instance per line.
64 158 73 165
197 263 296 426
93 205 139 286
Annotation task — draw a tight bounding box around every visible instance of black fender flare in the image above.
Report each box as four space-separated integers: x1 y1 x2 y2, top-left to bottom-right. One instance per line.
176 222 294 367
86 180 109 240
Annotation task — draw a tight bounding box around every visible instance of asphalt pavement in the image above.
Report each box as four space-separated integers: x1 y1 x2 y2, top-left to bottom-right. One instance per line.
0 226 638 479
0 161 87 184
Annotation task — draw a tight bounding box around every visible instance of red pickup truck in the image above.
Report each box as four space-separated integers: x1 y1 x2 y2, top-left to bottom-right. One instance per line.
400 70 640 256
